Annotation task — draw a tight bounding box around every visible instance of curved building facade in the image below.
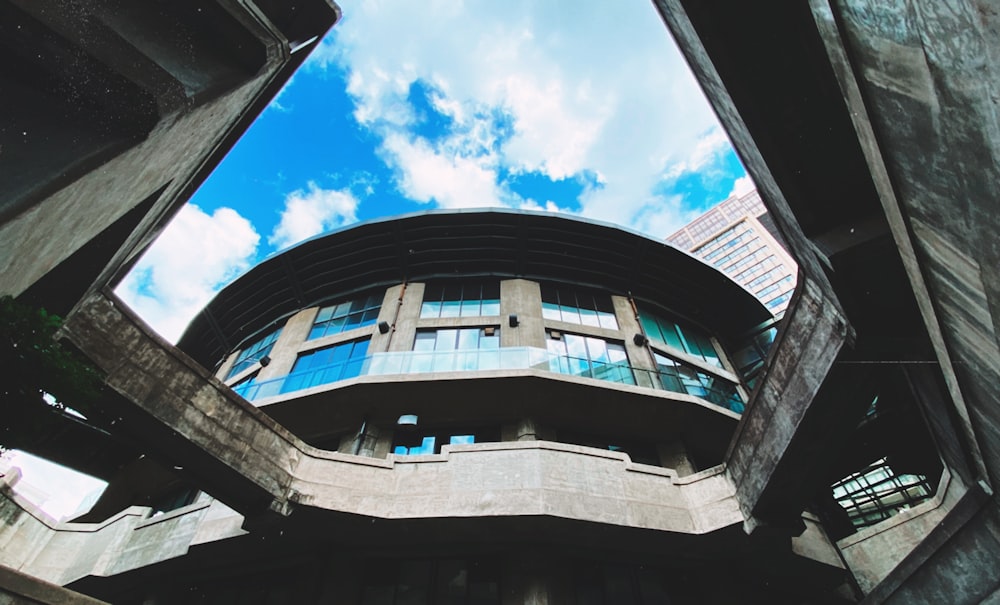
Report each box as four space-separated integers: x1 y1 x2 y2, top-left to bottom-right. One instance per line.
185 209 775 472
1 210 850 604
63 210 836 603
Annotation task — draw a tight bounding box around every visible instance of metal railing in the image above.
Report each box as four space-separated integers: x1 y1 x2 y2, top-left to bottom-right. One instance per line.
233 346 743 413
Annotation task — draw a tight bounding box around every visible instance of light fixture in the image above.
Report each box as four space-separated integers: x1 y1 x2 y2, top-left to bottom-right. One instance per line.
378 320 391 334
633 334 648 346
259 355 271 367
509 314 519 327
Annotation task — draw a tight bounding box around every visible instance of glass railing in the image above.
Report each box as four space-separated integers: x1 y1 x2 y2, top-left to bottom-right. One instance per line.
233 347 743 414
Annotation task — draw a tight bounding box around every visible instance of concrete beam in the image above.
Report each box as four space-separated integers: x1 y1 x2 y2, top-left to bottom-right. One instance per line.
725 276 849 530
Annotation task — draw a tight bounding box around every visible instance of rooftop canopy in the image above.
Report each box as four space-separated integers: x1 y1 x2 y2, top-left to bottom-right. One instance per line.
177 208 773 367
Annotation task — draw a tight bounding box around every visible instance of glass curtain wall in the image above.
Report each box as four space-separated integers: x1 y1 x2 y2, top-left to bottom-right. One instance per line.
282 338 370 393
309 293 382 340
541 284 618 329
638 307 721 367
226 327 282 379
410 327 500 372
421 282 501 318
545 331 633 385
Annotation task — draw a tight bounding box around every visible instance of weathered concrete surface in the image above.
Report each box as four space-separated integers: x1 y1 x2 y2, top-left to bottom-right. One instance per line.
57 290 747 533
0 564 108 605
1 473 244 588
0 0 339 308
725 276 849 528
655 0 1000 600
838 470 963 593
809 1 1000 601
61 290 303 516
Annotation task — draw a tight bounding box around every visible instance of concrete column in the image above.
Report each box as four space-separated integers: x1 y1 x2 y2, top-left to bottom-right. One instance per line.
370 284 403 352
514 417 539 441
388 282 425 352
216 351 238 380
257 307 316 380
614 294 658 389
500 279 545 349
659 440 696 476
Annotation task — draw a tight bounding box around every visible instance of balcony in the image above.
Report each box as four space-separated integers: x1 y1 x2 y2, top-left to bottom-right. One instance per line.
233 347 744 413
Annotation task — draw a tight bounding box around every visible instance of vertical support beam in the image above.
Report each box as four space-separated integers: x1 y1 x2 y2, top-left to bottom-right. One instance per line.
726 276 849 531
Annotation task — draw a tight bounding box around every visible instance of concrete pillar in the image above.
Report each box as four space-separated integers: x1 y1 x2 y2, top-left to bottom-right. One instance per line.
500 279 545 349
515 417 539 441
388 282 425 352
216 351 238 380
659 440 696 476
370 284 403 353
256 307 316 380
614 294 658 389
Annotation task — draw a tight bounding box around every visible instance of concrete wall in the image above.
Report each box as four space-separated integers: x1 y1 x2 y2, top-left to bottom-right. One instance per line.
838 471 964 593
0 473 245 587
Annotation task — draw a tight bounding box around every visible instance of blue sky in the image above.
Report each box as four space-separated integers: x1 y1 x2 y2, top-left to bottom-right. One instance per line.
115 0 753 342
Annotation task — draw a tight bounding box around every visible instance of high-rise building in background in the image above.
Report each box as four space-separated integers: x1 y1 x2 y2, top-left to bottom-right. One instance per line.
667 188 798 316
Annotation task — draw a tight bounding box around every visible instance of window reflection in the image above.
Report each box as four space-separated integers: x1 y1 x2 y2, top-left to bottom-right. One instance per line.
412 327 500 373
393 427 499 456
226 327 282 379
540 284 618 329
309 293 382 340
421 281 501 318
545 331 633 385
653 352 743 413
831 458 935 529
282 338 370 393
638 306 721 367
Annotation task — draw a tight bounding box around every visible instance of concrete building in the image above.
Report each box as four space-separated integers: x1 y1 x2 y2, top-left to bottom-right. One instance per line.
667 189 798 316
4 210 852 603
2 0 1000 603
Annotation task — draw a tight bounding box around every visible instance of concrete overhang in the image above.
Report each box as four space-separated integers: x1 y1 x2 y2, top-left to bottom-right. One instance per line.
253 369 740 461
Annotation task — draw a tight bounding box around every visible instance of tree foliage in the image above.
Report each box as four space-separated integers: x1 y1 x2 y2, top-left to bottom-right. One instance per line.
0 296 104 449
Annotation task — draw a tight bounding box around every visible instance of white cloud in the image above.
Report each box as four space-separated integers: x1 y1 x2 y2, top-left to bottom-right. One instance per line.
518 198 571 214
268 182 359 250
661 127 731 180
729 175 756 198
381 133 504 209
115 204 260 343
317 0 728 233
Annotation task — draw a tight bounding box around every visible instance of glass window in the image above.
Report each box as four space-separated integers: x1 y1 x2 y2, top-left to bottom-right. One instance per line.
413 327 499 351
393 426 500 456
545 331 633 385
421 281 501 318
830 458 935 529
410 327 500 373
638 306 722 367
653 352 743 413
282 338 370 393
226 327 282 379
309 293 382 340
540 284 618 329
732 322 779 390
231 373 258 399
